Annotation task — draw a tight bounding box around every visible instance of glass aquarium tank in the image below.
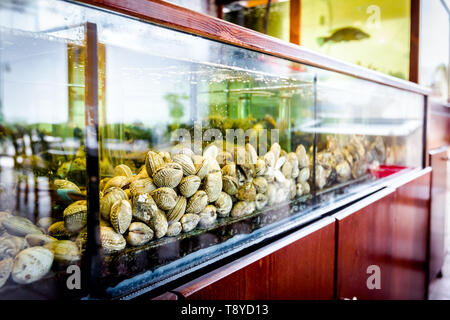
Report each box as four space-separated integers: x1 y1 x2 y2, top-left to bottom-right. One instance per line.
0 0 425 299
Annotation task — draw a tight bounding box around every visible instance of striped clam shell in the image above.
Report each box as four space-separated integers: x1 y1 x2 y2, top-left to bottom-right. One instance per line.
145 151 165 177
216 151 233 166
148 208 168 239
153 163 183 188
158 151 172 163
166 196 187 222
231 201 255 218
130 177 157 199
63 200 87 233
178 175 201 198
126 222 153 246
172 154 196 176
166 221 182 237
103 175 130 191
192 155 209 180
11 247 53 284
180 214 200 233
2 216 43 237
113 164 133 177
252 176 268 194
100 226 126 253
150 187 177 211
214 192 233 218
44 240 80 263
255 158 266 176
110 199 132 234
222 175 239 196
203 172 222 202
53 179 80 192
296 144 309 168
100 187 128 220
236 182 257 201
48 221 75 239
25 234 56 247
0 258 13 289
132 193 158 224
186 190 208 214
221 163 236 177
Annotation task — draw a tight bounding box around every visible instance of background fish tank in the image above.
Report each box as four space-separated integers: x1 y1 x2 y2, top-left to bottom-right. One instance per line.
0 0 425 299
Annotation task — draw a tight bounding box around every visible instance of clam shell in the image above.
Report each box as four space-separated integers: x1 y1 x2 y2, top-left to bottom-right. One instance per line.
186 190 208 214
236 182 257 201
315 165 327 189
178 175 201 198
255 193 268 211
0 235 28 259
297 167 310 183
3 216 43 237
264 151 276 168
203 144 218 160
216 151 233 166
289 179 296 200
153 163 183 188
63 200 87 233
208 158 221 174
75 228 88 252
296 145 309 168
253 177 268 194
134 166 149 180
255 158 266 176
204 172 222 202
336 161 351 182
231 201 255 218
130 177 157 198
149 209 168 239
103 175 130 191
245 143 258 164
171 146 194 158
48 221 75 239
301 181 310 195
158 151 172 163
145 151 165 177
100 187 128 220
221 163 237 177
44 240 80 263
270 143 281 161
166 196 187 222
132 193 158 224
151 187 177 211
53 179 80 192
100 226 126 253
12 247 53 284
180 214 200 233
110 199 132 234
222 175 239 196
198 205 217 228
193 156 209 180
215 192 233 218
0 258 13 289
266 184 277 205
166 222 182 237
172 154 196 176
126 222 153 246
113 164 133 177
25 234 56 247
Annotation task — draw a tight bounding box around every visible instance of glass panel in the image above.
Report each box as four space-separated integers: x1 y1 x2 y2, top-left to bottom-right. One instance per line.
0 0 88 298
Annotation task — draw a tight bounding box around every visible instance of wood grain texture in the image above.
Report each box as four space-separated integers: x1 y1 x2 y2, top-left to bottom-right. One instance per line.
409 0 420 83
75 0 429 96
172 218 336 300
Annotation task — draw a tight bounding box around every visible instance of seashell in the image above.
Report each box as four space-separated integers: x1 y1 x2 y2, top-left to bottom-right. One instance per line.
63 200 87 233
274 169 287 184
266 183 277 205
352 160 367 179
253 177 268 194
166 221 182 237
231 201 255 218
215 192 233 218
336 161 351 182
315 165 327 189
158 151 172 163
216 151 233 166
113 164 133 177
296 145 309 168
255 193 268 211
166 196 187 222
99 178 110 192
198 205 217 228
263 166 275 183
186 190 208 214
145 151 165 177
0 258 13 289
153 163 183 188
180 214 200 233
255 158 266 176
44 240 80 263
275 156 286 170
172 154 196 176
148 209 168 239
171 146 194 158
130 177 157 198
203 144 218 160
134 165 149 180
100 226 126 253
270 143 281 161
281 160 294 179
222 175 239 196
236 182 257 201
126 222 153 246
48 221 75 239
239 163 254 180
234 145 246 165
0 235 28 259
100 187 128 220
151 187 177 211
297 167 310 183
203 172 222 202
193 155 209 180
301 181 311 195
288 179 297 200
221 163 237 177
178 175 201 198
53 179 80 192
103 175 130 191
110 199 132 234
75 228 87 252
3 216 43 237
296 183 303 197
11 247 53 284
245 143 258 164
208 158 221 174
264 151 276 168
25 234 56 247
132 193 158 224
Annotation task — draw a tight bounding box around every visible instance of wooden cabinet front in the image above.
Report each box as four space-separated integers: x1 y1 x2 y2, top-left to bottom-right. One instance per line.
172 217 336 300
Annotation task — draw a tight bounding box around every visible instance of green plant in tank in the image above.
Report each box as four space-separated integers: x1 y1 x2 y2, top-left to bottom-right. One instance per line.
165 93 186 125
